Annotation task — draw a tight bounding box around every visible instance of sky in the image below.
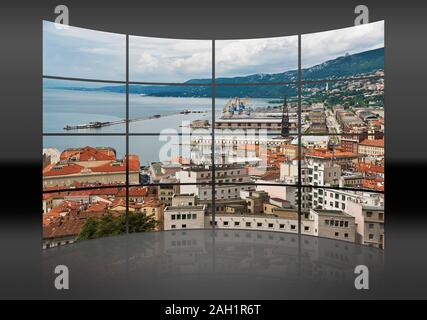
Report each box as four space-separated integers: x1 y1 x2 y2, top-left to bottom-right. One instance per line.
301 20 384 68
215 36 298 78
43 21 126 81
43 20 384 84
129 36 212 82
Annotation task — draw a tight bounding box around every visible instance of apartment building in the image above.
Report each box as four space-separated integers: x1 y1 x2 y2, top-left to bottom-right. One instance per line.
208 210 314 236
177 164 252 201
158 178 180 206
163 194 206 231
358 138 385 157
346 201 385 249
309 209 356 243
308 161 341 187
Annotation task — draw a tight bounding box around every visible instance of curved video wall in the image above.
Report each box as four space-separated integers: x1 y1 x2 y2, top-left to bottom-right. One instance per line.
42 20 384 249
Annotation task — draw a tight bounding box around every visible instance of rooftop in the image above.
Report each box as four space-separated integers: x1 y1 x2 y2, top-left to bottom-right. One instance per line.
312 209 352 217
359 139 384 147
165 205 205 212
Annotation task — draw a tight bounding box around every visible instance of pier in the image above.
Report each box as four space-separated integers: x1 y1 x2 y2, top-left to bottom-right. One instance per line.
63 110 208 131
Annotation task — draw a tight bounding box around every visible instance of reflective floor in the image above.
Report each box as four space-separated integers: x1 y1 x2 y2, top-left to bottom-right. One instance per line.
42 229 384 299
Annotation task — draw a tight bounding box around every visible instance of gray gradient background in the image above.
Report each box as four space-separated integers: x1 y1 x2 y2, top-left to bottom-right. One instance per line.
0 0 426 299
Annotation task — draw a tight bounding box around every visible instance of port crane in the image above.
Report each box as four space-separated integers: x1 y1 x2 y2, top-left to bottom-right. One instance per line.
223 97 252 115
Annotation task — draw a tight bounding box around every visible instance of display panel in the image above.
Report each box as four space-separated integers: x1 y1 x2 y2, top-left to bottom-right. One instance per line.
42 21 384 249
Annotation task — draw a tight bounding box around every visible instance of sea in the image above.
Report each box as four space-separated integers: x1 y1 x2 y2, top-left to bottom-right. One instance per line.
43 88 279 166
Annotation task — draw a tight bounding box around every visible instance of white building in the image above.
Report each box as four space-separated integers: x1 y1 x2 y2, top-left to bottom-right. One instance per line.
176 164 252 201
164 205 206 231
207 212 314 236
164 194 206 231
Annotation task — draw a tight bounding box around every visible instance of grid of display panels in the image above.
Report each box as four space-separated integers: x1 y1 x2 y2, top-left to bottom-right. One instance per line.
42 20 384 249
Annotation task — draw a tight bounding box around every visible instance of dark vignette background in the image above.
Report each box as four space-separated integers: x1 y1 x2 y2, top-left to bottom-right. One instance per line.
0 0 426 299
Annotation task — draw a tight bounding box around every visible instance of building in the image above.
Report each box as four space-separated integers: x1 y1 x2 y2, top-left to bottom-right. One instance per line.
308 161 341 187
346 201 385 249
358 139 384 157
42 146 140 188
158 178 180 206
336 110 365 132
208 209 314 236
148 162 181 183
215 117 292 131
310 209 356 243
340 136 362 154
245 190 270 215
307 108 328 133
42 148 61 168
163 194 206 230
171 193 197 207
177 164 252 201
305 148 359 170
255 182 298 209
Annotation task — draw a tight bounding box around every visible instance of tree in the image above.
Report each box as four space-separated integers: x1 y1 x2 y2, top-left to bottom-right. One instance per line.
77 212 158 241
77 217 97 241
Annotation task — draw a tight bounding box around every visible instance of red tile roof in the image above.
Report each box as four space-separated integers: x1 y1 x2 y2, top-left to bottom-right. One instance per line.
60 146 115 161
306 148 357 159
357 162 384 174
43 155 140 177
43 163 84 177
359 139 384 148
362 178 385 191
90 156 139 173
116 186 148 197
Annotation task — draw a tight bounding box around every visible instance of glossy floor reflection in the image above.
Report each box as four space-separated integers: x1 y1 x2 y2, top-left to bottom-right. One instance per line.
42 229 384 299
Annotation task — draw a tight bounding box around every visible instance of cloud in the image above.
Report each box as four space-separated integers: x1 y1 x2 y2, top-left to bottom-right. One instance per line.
43 21 125 80
76 47 119 55
302 21 384 68
216 36 298 77
129 36 212 82
43 20 384 83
